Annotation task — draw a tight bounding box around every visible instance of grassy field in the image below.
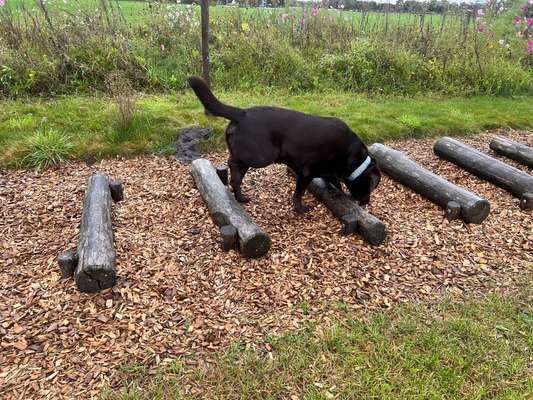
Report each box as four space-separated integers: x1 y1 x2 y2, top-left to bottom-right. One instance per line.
109 280 532 399
1 92 532 169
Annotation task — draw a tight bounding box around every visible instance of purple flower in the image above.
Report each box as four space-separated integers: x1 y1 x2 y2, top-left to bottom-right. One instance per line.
478 24 486 33
527 17 533 27
520 5 528 12
514 16 522 25
528 40 533 47
477 9 484 16
300 17 305 27
0 0 5 6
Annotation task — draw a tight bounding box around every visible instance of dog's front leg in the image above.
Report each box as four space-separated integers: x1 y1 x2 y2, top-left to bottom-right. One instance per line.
293 175 312 214
229 160 250 203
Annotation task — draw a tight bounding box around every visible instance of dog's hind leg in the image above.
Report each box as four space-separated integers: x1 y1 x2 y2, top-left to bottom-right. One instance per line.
229 159 250 203
327 177 343 192
293 175 313 214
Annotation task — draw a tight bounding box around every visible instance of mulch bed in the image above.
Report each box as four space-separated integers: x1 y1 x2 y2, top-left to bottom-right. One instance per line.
0 130 531 399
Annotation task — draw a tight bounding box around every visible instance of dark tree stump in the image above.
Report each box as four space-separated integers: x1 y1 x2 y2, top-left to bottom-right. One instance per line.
109 180 124 202
190 158 271 258
75 174 117 293
220 225 238 251
434 137 533 210
369 143 490 223
489 136 533 168
57 249 78 279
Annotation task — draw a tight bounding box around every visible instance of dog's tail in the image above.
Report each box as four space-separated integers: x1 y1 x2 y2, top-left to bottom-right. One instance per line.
187 76 245 122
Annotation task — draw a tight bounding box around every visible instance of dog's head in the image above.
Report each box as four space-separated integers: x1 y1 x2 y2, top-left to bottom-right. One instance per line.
344 158 381 206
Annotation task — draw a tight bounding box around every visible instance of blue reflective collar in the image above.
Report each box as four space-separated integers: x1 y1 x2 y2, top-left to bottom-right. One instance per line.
346 156 371 182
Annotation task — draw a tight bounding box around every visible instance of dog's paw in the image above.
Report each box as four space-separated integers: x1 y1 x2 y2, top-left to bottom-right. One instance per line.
236 195 250 203
294 204 310 214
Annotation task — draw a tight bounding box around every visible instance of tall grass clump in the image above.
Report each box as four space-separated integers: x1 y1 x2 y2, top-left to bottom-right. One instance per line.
20 128 74 169
0 0 531 97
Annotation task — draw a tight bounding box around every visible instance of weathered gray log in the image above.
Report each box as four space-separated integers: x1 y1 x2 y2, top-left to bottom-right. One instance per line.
434 137 533 210
216 165 229 185
190 158 271 258
489 136 533 168
109 180 124 202
75 174 117 292
57 249 78 279
306 176 386 245
369 143 491 223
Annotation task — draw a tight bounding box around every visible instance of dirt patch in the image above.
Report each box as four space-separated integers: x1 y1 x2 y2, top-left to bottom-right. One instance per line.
0 130 531 399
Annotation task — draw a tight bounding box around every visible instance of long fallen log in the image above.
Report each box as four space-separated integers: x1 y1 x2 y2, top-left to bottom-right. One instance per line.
434 137 533 210
489 136 533 168
74 174 118 292
369 143 490 223
190 158 271 258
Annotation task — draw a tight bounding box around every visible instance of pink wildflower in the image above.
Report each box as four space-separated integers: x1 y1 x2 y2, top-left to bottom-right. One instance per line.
514 16 522 25
477 9 484 16
161 44 165 51
478 23 486 33
520 4 528 12
0 0 5 6
527 17 533 27
300 17 305 27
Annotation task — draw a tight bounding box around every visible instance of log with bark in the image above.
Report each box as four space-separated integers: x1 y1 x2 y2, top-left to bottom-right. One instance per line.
287 168 386 245
369 143 491 223
434 137 533 210
190 158 271 258
489 136 533 168
74 174 118 292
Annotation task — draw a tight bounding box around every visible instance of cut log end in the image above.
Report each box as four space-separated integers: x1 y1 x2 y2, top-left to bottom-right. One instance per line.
57 249 78 279
75 260 117 293
357 216 386 246
520 193 533 210
445 201 461 221
462 199 491 224
241 233 271 259
109 180 124 202
216 165 229 186
341 214 358 236
220 225 237 251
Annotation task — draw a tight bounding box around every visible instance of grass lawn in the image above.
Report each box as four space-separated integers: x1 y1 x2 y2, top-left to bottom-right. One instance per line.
109 281 532 399
1 92 532 169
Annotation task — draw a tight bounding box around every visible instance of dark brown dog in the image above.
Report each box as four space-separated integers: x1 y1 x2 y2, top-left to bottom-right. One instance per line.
188 76 381 213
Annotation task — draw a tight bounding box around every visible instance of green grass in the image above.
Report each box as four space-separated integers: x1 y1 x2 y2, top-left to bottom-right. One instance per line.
108 281 533 399
1 92 532 168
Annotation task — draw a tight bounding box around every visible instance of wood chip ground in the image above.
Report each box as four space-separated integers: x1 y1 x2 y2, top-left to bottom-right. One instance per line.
0 131 531 399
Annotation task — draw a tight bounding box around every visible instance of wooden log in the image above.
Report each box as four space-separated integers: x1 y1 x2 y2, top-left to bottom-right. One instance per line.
489 136 533 168
434 137 533 210
75 174 117 293
109 180 124 202
220 225 237 251
369 143 491 223
190 158 271 258
305 176 386 245
57 249 78 279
